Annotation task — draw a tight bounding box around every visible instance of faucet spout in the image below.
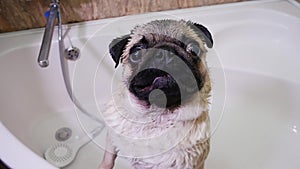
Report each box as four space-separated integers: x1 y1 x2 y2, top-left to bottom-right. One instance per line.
37 2 59 67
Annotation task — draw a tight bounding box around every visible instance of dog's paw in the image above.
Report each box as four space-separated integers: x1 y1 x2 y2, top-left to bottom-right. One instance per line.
98 162 114 169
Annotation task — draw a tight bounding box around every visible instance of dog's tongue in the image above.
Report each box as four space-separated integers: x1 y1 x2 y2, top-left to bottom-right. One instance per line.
136 76 171 92
152 76 171 89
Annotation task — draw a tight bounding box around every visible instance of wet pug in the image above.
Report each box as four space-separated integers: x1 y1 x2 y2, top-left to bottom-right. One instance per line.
99 19 213 169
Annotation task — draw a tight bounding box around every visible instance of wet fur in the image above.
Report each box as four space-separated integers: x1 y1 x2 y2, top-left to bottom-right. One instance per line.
99 19 213 169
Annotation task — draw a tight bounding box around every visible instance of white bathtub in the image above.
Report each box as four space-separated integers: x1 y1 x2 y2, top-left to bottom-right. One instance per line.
1 0 300 169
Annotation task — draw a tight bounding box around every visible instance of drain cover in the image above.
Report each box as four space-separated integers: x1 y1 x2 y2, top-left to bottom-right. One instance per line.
64 47 80 61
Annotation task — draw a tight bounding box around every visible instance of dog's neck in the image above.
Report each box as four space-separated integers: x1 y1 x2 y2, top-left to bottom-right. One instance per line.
112 83 210 124
103 83 211 158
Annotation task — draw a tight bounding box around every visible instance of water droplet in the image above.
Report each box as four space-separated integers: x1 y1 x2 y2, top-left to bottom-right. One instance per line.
292 125 298 133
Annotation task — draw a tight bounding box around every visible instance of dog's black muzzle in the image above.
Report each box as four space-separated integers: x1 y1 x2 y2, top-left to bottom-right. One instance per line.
129 48 202 108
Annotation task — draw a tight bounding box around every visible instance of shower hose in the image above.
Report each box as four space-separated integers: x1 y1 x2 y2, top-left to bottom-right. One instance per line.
57 11 105 128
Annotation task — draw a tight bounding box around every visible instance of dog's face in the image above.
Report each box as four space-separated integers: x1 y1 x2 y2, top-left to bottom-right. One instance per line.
109 20 213 109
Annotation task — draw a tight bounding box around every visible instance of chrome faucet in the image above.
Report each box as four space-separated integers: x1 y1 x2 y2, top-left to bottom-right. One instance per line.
37 0 61 67
37 2 104 164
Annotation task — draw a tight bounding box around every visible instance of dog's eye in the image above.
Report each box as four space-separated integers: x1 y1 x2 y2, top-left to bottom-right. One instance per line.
129 47 143 63
187 43 201 57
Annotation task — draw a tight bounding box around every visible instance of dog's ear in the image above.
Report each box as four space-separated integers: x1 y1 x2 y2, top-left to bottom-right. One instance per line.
189 22 213 48
109 35 131 68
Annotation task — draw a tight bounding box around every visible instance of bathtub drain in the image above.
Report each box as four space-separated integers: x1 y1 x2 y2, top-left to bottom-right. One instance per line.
55 127 72 142
65 46 80 61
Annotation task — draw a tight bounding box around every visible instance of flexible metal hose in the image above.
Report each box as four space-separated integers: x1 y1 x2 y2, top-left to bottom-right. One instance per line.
57 7 104 127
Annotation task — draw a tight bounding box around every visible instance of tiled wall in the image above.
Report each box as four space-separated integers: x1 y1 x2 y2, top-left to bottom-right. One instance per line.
0 0 247 33
0 0 299 33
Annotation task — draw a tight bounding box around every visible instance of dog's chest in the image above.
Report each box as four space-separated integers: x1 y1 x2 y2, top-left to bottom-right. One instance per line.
103 104 210 169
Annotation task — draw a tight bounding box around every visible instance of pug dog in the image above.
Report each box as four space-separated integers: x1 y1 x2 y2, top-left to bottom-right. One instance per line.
98 19 213 169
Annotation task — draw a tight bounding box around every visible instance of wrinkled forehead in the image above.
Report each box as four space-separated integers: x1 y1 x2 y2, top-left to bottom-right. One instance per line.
132 33 191 49
131 20 200 43
121 20 205 61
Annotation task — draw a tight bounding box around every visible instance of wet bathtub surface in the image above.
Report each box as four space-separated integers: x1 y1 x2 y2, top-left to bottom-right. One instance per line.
1 0 300 169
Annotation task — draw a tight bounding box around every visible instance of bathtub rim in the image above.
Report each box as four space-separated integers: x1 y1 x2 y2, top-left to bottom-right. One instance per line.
0 0 299 39
0 123 58 169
